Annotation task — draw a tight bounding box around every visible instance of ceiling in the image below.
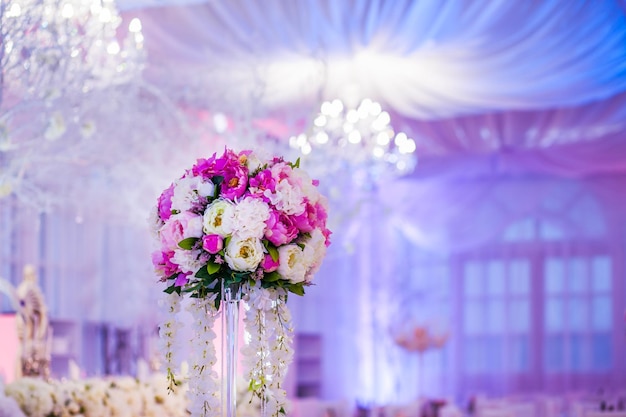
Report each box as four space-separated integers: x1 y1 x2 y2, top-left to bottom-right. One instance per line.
116 0 626 165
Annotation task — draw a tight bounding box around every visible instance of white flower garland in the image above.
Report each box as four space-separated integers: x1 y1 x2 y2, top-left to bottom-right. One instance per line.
159 292 184 393
186 295 221 417
267 293 294 417
242 285 294 417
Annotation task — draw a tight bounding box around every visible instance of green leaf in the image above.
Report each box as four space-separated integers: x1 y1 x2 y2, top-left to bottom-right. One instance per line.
207 261 221 275
164 285 180 295
267 245 279 262
288 283 305 296
178 237 199 250
296 243 305 250
183 282 203 293
212 175 224 185
195 265 210 279
224 235 232 249
289 157 300 169
264 271 282 283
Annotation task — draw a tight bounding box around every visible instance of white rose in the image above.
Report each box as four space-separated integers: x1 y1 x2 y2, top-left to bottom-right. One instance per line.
232 197 270 239
224 235 264 272
277 244 307 284
203 198 235 236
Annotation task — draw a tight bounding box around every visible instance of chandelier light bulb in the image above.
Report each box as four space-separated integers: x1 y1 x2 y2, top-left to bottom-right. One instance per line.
128 17 142 33
61 3 74 18
314 115 327 127
7 3 21 17
291 97 417 185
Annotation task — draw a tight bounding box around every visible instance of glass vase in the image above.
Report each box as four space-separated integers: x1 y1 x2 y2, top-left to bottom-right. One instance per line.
222 281 242 417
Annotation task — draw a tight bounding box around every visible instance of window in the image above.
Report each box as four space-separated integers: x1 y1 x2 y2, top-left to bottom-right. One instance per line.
462 258 531 374
544 255 613 372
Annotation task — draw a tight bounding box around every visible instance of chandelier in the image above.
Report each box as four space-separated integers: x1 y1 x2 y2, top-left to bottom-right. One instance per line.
0 0 145 205
289 98 417 186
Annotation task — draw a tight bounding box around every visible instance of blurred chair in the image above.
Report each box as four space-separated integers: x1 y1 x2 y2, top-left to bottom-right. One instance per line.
585 413 626 417
479 409 514 417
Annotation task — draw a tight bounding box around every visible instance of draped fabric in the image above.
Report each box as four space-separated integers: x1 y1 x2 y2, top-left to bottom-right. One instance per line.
121 0 626 120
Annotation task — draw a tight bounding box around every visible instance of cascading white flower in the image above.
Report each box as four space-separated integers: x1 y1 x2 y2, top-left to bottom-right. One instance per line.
186 296 221 417
242 285 294 417
159 292 185 393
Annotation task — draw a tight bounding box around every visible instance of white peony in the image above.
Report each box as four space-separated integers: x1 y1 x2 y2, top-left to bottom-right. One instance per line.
172 248 203 274
302 228 327 281
290 167 319 204
224 235 265 272
232 197 270 239
265 179 306 215
277 244 307 283
245 151 267 173
203 198 235 236
171 175 214 213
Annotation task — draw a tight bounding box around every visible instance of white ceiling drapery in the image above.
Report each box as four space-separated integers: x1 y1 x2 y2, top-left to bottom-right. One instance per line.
123 0 626 121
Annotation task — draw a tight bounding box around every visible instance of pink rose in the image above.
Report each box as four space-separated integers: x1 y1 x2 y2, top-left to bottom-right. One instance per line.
260 253 279 272
265 210 298 246
202 234 223 254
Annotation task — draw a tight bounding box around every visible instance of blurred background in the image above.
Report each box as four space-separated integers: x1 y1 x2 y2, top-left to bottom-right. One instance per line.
1 0 626 415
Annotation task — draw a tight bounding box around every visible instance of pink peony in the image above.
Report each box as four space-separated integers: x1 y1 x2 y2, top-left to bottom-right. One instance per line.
159 212 203 250
220 162 248 199
292 202 317 233
260 253 279 272
157 183 175 221
152 250 179 279
192 149 249 199
248 168 277 201
322 228 332 247
265 210 299 246
202 234 223 254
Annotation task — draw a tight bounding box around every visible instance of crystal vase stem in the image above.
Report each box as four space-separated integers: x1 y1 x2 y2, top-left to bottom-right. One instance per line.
222 282 241 417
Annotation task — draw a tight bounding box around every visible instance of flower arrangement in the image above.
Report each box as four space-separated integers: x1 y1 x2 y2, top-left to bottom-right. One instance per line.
2 374 188 417
150 148 331 417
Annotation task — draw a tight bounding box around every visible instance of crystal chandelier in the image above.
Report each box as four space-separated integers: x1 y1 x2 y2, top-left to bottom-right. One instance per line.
0 0 145 205
289 98 417 186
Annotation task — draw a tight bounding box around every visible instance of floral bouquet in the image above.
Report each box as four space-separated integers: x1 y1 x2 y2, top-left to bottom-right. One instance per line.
150 148 331 417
